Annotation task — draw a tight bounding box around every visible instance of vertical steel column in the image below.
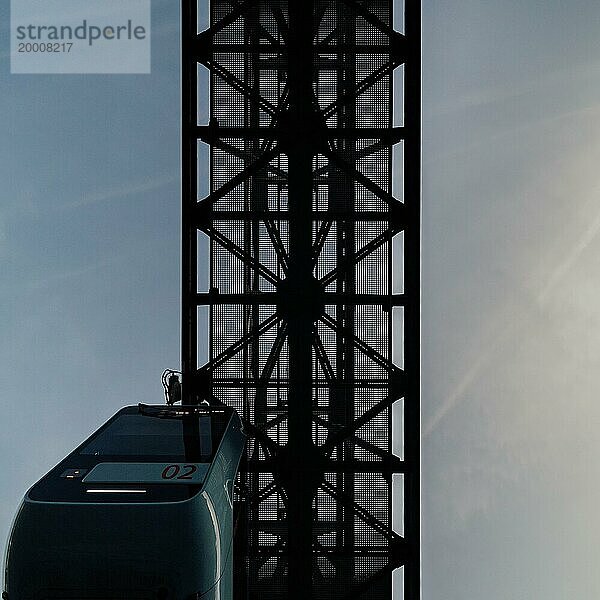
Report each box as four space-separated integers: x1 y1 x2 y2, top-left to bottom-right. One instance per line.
403 2 422 597
285 2 316 596
331 1 356 582
181 0 198 404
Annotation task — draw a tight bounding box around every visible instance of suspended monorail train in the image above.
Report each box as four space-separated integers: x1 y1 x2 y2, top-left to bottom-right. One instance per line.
3 404 245 600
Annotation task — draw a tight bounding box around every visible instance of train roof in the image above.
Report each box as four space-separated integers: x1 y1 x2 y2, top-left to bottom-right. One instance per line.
25 404 243 504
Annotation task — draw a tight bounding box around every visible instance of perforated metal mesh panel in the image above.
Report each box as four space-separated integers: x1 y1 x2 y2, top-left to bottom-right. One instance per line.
182 1 420 599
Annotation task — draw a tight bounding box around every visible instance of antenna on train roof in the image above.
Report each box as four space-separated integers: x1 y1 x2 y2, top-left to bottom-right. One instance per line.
161 369 181 405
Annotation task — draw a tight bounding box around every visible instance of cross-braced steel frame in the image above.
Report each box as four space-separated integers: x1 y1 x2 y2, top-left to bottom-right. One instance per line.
182 1 420 598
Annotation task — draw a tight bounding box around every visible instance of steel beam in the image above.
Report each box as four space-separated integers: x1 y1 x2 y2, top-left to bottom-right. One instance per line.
182 1 421 598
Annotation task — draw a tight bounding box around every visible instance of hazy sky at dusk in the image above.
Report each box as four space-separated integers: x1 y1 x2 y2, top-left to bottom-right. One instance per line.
2 2 600 598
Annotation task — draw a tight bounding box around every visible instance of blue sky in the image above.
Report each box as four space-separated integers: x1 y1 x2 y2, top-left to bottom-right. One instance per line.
423 2 600 598
0 0 182 551
3 1 600 598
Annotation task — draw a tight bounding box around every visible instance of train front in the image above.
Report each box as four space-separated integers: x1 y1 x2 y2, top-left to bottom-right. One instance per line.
3 404 245 600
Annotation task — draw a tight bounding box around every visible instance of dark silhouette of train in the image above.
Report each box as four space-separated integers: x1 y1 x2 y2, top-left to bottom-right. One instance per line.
3 404 245 600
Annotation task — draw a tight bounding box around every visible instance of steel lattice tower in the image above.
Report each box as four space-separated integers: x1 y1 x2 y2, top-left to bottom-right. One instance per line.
181 1 420 598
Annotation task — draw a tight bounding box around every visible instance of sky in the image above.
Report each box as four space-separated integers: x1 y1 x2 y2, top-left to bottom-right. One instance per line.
2 1 600 599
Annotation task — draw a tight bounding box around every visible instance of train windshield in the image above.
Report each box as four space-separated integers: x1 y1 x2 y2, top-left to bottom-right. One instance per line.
79 412 217 460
